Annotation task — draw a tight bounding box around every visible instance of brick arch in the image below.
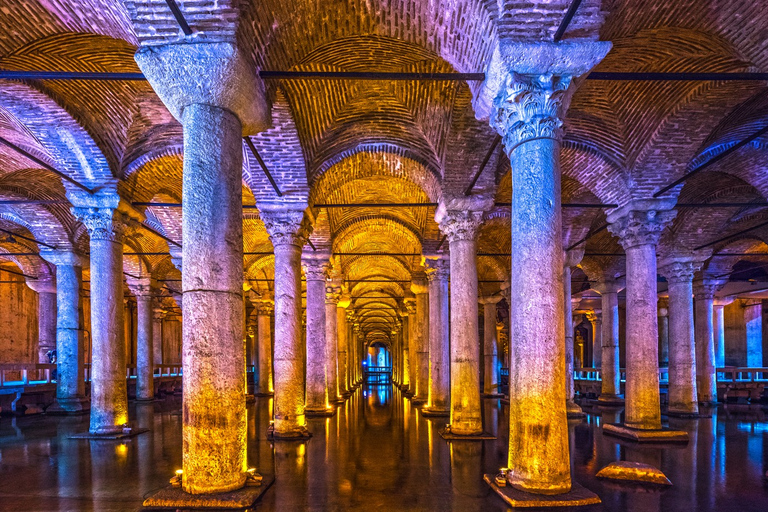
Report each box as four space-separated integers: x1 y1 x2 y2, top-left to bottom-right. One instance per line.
333 216 422 260
701 238 768 278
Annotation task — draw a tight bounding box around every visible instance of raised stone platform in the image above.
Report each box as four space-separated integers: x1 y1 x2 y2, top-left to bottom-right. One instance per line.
596 461 672 486
267 425 312 441
70 428 149 440
481 393 505 399
602 423 689 443
439 427 495 441
305 407 336 418
484 475 601 508
420 407 450 417
142 475 274 510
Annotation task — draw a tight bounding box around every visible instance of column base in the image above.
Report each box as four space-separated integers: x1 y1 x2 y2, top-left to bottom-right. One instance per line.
330 396 345 404
410 395 428 405
267 425 312 441
245 394 256 404
420 406 450 417
70 427 149 440
253 392 274 397
484 475 600 508
439 426 495 441
596 461 672 486
305 406 336 418
46 397 90 415
481 393 506 399
143 474 274 510
602 423 689 443
595 395 625 406
566 400 586 419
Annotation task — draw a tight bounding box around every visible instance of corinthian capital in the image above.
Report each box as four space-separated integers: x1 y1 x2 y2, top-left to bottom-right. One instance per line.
72 207 133 242
606 199 677 250
302 258 328 281
423 255 449 282
261 210 312 248
437 210 484 243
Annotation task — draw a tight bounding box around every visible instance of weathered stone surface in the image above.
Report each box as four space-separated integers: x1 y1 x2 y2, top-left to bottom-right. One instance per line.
423 255 450 415
596 461 672 486
602 423 689 444
484 475 601 507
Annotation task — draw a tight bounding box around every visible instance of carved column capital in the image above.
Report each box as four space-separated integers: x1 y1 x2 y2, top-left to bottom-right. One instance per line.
478 295 503 305
693 279 727 300
73 207 134 242
302 257 328 281
658 260 701 284
606 200 677 250
423 255 450 282
261 210 312 248
40 250 84 268
410 272 429 295
436 210 485 243
126 276 157 298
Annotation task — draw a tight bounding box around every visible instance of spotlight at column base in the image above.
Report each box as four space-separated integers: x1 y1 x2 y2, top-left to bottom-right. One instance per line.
142 475 274 510
602 423 689 443
484 475 600 508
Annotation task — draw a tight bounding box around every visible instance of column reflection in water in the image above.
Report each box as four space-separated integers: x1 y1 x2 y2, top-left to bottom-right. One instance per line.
450 442 485 512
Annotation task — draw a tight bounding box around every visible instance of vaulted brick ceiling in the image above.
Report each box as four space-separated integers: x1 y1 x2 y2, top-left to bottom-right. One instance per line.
0 0 766 339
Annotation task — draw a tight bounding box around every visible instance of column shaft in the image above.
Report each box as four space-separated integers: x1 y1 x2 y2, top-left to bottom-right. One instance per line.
426 259 449 412
304 260 329 413
326 296 339 401
52 261 86 410
255 307 274 395
38 291 57 363
152 309 164 365
135 295 154 401
666 276 698 415
745 301 763 367
600 289 621 399
713 304 726 368
337 306 349 396
694 295 716 404
482 301 499 395
411 277 429 402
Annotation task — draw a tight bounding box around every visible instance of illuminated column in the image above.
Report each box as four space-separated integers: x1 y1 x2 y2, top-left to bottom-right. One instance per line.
304 255 333 416
262 208 311 438
564 250 584 417
71 201 135 435
658 258 700 417
586 311 601 368
40 250 88 413
253 298 274 396
713 298 731 368
337 292 351 397
410 273 430 403
744 300 763 367
479 296 502 396
658 299 669 367
693 280 724 404
127 277 156 402
424 255 450 415
436 200 487 436
27 278 57 363
152 307 164 365
325 277 341 402
592 279 623 403
349 314 359 391
403 299 417 396
138 40 269 493
607 199 676 430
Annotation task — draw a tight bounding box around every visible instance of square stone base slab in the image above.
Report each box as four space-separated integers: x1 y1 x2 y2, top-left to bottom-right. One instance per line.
567 411 587 420
305 408 336 418
439 428 496 441
266 426 312 441
665 410 711 419
253 392 274 397
410 397 428 405
602 423 689 443
484 475 601 508
481 393 506 399
593 396 626 407
420 407 450 417
142 476 274 510
69 428 149 440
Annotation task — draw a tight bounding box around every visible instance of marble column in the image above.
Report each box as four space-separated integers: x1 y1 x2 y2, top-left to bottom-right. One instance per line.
337 294 350 398
592 279 624 403
40 251 88 413
403 300 417 396
262 208 311 438
152 307 164 365
694 280 723 404
564 249 585 417
325 279 341 403
713 298 732 368
348 312 358 392
410 274 430 403
435 200 487 436
127 278 156 402
138 40 269 494
586 311 601 368
658 299 670 367
607 199 676 430
27 278 57 363
254 299 274 396
424 255 450 415
479 296 502 396
658 258 700 416
304 255 333 416
744 299 763 367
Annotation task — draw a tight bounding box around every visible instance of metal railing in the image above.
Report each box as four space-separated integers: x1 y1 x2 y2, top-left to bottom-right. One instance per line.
0 363 184 388
364 365 392 384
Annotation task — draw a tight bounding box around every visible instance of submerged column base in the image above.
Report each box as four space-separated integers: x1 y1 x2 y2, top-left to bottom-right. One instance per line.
485 475 600 508
267 424 312 441
566 400 586 419
143 473 273 510
47 397 90 415
304 405 336 418
602 423 689 443
595 394 625 406
439 425 496 441
420 406 450 417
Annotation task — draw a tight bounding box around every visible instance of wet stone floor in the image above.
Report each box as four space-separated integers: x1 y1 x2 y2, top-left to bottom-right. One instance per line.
1 386 767 511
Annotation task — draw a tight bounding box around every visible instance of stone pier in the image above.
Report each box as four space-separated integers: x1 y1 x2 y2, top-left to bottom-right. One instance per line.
325 274 341 403
337 293 351 398
423 255 450 416
262 207 312 439
410 274 429 404
658 300 670 367
713 298 731 368
479 295 502 397
253 298 274 396
41 251 88 414
585 311 601 368
27 278 57 363
592 279 623 404
127 277 156 402
744 300 763 367
304 255 334 417
137 40 270 494
436 196 489 437
564 250 585 418
152 307 164 365
694 280 724 404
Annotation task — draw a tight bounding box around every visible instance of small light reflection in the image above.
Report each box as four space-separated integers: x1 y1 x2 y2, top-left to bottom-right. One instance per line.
115 443 128 460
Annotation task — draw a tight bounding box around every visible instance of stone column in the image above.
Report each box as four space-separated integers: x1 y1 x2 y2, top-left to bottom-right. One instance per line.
127 277 156 402
487 41 610 492
586 311 601 368
479 296 502 397
424 255 450 415
152 307 164 365
138 40 269 494
325 278 341 402
693 280 724 405
347 311 357 392
337 293 350 397
399 306 411 392
304 255 333 416
254 299 274 396
71 202 134 435
592 279 624 403
607 199 676 430
262 208 311 438
27 278 57 363
658 258 701 417
744 300 763 367
40 251 88 413
435 200 488 436
658 299 669 367
410 274 430 403
713 298 732 368
564 250 585 417
403 300 417 396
